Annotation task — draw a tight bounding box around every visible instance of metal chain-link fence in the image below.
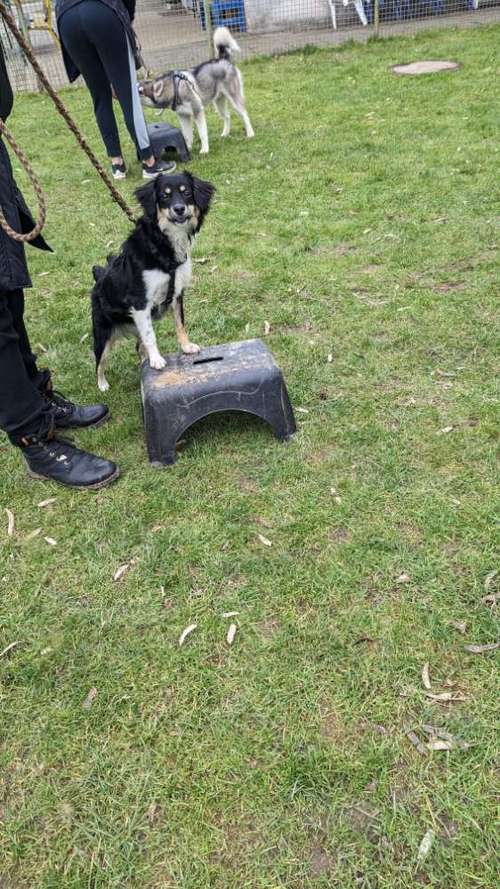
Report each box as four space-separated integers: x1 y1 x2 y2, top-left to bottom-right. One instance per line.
2 0 500 92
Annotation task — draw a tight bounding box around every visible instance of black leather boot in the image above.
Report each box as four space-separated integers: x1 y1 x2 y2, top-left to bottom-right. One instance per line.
39 374 109 429
17 429 119 489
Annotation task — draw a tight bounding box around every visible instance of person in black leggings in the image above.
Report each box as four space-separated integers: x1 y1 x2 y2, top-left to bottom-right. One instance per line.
56 0 174 179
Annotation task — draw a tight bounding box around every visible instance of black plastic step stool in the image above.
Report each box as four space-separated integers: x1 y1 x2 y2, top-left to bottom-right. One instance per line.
141 339 296 466
147 121 191 163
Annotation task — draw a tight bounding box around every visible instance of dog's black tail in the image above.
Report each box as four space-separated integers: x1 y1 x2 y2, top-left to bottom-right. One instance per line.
91 286 113 372
213 26 240 61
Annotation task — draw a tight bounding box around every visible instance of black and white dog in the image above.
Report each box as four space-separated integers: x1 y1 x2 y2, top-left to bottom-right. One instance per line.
91 172 214 392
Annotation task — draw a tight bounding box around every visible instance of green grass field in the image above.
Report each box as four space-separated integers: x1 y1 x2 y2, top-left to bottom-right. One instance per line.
0 23 499 888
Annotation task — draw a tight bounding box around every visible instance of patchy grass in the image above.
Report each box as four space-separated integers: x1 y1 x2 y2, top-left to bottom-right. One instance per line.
1 24 499 889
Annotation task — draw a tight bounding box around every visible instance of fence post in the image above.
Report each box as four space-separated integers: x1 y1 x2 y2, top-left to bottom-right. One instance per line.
374 0 380 36
202 0 213 56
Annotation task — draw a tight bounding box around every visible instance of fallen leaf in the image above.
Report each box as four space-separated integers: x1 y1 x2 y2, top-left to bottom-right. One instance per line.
113 563 130 582
295 407 309 414
421 725 454 741
37 343 48 353
450 620 467 634
79 333 89 344
417 829 435 863
38 497 56 508
424 692 466 702
0 640 21 659
483 570 498 591
147 802 159 825
44 537 57 546
464 642 499 654
438 426 454 434
227 623 237 645
397 573 410 584
263 321 271 335
421 662 431 690
422 725 470 750
427 738 453 751
82 687 98 709
193 257 208 264
178 623 197 647
257 533 272 547
24 527 42 541
244 323 250 334
405 729 426 756
484 570 497 592
5 508 14 536
222 611 239 618
40 647 52 656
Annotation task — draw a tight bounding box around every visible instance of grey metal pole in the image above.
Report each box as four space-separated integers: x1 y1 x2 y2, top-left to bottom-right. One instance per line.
374 0 380 36
202 0 213 56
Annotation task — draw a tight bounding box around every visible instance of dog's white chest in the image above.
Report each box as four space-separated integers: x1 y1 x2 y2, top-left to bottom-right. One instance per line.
143 268 171 308
175 257 192 296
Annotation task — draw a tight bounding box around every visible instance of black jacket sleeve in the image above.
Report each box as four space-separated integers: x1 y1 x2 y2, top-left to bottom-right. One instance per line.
121 0 136 22
0 39 14 122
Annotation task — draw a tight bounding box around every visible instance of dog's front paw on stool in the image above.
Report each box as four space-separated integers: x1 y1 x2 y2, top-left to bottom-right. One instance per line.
150 354 167 370
182 342 201 355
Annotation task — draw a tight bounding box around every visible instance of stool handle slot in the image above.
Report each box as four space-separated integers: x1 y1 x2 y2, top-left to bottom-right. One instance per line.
193 356 224 365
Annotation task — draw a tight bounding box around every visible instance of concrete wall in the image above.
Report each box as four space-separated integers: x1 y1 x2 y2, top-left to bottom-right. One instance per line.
245 0 331 31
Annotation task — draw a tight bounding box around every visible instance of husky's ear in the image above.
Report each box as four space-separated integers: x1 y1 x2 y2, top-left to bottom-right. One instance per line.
135 180 158 218
190 175 215 215
153 79 165 103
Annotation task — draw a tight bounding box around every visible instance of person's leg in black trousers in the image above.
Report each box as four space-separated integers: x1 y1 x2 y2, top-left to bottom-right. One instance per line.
0 288 119 488
0 288 50 440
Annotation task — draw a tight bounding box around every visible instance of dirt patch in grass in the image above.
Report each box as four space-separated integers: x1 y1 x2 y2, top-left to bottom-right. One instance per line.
307 242 357 257
257 618 281 640
279 321 314 335
344 802 381 842
237 476 258 494
310 846 335 877
328 527 353 545
433 281 466 293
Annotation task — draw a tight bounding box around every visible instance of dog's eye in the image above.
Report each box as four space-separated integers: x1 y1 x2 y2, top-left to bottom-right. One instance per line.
179 185 186 193
164 188 172 196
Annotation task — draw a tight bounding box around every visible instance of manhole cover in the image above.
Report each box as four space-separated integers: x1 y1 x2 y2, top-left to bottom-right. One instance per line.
392 60 459 76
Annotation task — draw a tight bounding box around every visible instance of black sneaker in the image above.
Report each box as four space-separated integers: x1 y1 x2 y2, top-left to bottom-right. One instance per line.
142 158 176 180
18 430 119 490
111 162 126 180
44 388 110 430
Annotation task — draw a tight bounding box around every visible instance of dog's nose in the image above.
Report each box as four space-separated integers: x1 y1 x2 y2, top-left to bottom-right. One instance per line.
172 204 186 216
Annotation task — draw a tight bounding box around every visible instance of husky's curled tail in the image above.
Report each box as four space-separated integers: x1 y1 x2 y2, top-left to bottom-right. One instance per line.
213 26 241 61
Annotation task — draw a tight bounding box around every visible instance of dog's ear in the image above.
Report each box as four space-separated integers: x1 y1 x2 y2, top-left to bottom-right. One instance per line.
152 79 165 103
190 176 215 215
135 180 158 218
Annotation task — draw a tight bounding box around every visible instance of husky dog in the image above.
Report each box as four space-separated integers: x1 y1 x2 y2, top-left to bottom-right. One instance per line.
138 27 254 155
